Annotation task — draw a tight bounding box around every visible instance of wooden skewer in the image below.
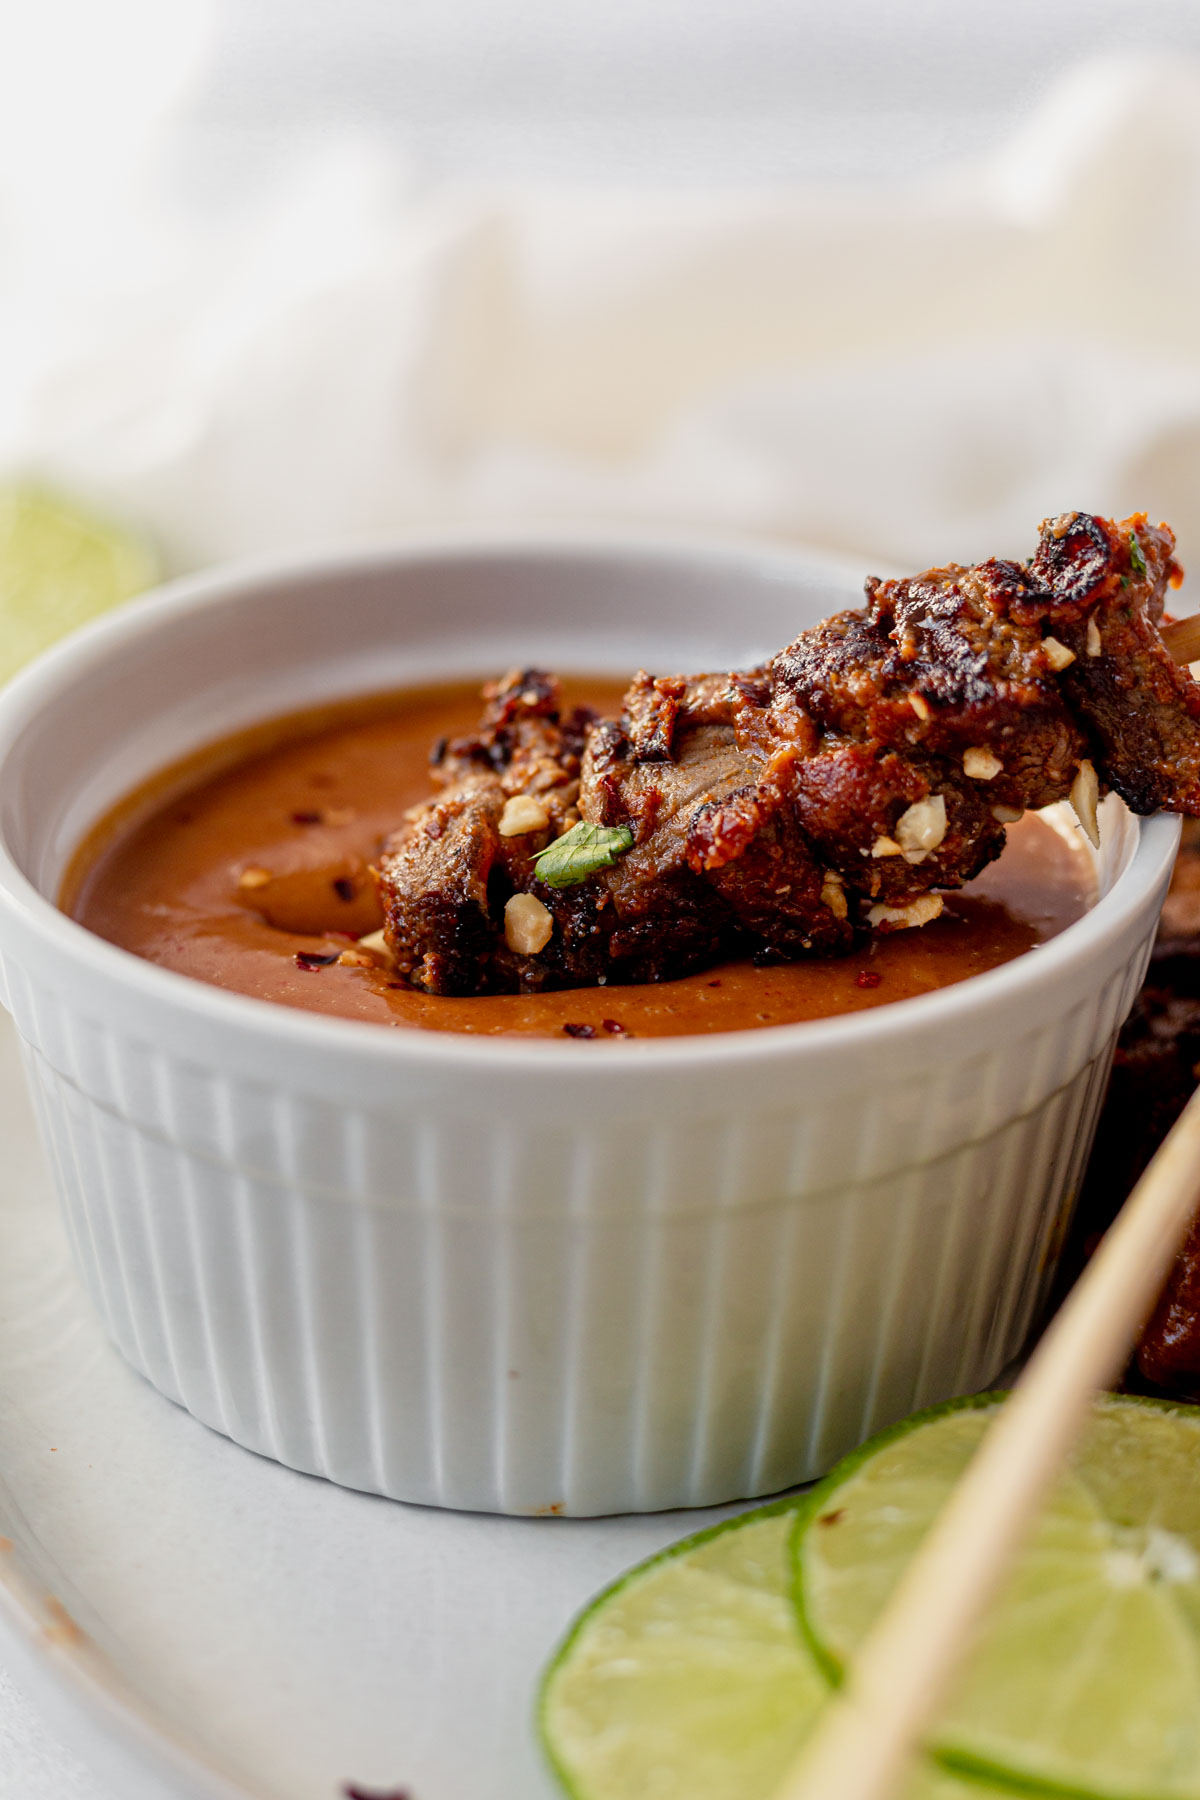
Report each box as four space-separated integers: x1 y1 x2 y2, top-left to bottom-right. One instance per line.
773 1081 1200 1800
1161 614 1200 664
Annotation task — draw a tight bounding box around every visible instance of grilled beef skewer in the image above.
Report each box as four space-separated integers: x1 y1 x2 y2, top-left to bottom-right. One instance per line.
377 511 1197 998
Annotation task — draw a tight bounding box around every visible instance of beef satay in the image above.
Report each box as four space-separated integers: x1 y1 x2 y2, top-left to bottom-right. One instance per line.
377 513 1196 997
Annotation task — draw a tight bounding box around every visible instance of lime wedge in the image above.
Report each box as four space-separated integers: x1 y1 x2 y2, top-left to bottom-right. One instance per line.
0 485 157 685
539 1498 1000 1800
794 1392 1200 1800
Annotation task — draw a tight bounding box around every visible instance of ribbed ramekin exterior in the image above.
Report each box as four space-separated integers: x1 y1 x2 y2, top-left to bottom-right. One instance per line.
5 937 1148 1516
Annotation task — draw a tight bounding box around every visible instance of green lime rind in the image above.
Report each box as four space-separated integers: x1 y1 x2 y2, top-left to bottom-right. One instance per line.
790 1390 1008 1686
539 1495 814 1800
0 484 157 686
538 1492 1009 1800
792 1391 1200 1800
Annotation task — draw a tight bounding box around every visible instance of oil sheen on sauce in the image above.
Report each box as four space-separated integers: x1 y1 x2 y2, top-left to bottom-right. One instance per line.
64 679 1098 1040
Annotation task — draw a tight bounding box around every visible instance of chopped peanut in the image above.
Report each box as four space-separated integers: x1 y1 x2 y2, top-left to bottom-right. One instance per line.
499 794 551 837
1042 635 1076 671
505 892 554 954
1086 617 1102 657
895 795 947 855
867 895 945 931
963 747 1002 781
872 835 904 858
909 694 931 721
1069 759 1101 849
820 869 848 919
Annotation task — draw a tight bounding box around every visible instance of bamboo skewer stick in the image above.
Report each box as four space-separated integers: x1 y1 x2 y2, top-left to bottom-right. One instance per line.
1161 614 1200 664
772 1082 1200 1800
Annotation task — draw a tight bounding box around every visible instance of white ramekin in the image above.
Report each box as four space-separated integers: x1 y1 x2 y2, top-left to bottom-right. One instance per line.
0 532 1178 1516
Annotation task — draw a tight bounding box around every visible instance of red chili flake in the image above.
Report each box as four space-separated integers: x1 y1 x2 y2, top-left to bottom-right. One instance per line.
856 969 882 989
601 1019 627 1035
332 877 356 902
295 951 339 971
707 979 722 988
291 809 323 825
563 1022 596 1038
817 1509 846 1528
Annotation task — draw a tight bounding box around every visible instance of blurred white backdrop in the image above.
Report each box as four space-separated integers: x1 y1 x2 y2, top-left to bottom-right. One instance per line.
4 2 1200 584
167 0 1200 184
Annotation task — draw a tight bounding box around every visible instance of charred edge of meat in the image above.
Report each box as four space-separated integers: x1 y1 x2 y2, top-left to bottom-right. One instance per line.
433 670 600 786
560 705 601 762
483 667 561 725
729 671 773 709
686 786 775 875
435 668 566 775
1028 511 1117 609
624 671 685 763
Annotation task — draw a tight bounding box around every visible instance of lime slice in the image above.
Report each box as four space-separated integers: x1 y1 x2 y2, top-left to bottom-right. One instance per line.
794 1392 1200 1800
539 1497 1000 1800
0 485 157 685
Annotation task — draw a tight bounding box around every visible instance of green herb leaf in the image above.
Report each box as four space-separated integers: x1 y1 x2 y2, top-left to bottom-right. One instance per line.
1129 532 1148 577
532 820 634 888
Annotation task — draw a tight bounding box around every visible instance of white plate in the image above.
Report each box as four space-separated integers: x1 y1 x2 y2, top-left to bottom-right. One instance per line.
0 1011 753 1800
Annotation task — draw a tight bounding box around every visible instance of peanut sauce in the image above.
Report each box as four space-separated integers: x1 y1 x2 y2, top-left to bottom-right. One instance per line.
64 680 1096 1039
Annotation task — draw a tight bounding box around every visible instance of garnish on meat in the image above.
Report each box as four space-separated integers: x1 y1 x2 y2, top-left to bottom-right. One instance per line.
374 511 1196 997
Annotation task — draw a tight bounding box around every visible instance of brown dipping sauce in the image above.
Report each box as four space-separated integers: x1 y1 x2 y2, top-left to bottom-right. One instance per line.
64 679 1096 1039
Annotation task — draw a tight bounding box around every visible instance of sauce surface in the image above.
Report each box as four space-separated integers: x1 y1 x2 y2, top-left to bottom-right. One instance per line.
65 680 1097 1039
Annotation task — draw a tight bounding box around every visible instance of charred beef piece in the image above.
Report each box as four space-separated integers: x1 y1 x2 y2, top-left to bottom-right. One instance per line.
1033 515 1200 814
376 512 1199 998
377 667 854 994
566 672 852 978
772 572 1087 815
784 741 1008 905
772 509 1188 816
375 669 594 995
